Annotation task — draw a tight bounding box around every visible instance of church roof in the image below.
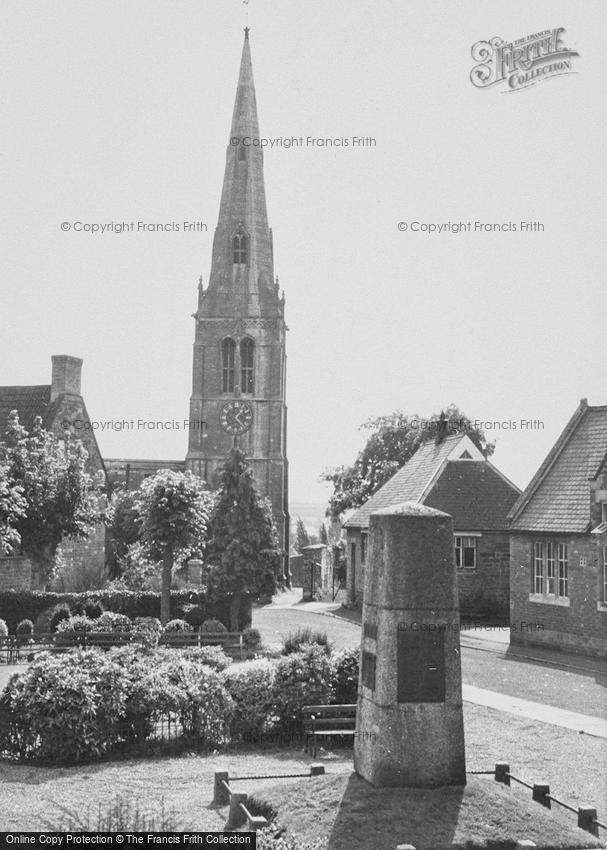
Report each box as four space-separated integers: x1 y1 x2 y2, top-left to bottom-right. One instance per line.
0 385 52 434
344 434 519 531
509 399 607 532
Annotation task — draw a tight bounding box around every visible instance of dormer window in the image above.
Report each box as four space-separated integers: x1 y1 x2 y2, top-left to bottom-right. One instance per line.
233 232 248 265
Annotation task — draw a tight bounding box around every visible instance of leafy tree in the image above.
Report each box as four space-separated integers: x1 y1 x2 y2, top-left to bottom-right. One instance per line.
0 459 26 556
205 448 279 631
318 522 329 545
137 469 211 624
295 517 311 553
0 411 103 586
322 404 494 518
106 488 143 578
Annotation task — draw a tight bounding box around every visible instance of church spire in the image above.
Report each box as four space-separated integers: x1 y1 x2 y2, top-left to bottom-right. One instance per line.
203 30 280 318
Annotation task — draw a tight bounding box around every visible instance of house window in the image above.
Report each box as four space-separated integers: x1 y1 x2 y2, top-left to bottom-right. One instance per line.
240 337 254 393
233 232 248 264
532 540 569 599
455 536 477 569
361 532 368 565
221 338 235 393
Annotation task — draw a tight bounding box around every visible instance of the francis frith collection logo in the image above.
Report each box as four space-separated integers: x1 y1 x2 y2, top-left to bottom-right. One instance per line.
470 28 578 91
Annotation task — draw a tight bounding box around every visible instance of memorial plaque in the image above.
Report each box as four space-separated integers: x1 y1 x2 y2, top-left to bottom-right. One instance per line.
363 621 378 640
397 629 445 703
361 650 377 690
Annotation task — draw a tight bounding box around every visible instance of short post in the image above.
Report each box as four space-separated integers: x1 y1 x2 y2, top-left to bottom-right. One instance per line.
532 784 550 809
213 771 230 806
247 815 269 831
578 806 599 837
310 763 325 776
494 762 510 786
515 842 537 849
225 792 248 829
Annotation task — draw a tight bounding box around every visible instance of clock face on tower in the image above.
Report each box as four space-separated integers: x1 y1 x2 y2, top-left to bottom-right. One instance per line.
220 400 253 435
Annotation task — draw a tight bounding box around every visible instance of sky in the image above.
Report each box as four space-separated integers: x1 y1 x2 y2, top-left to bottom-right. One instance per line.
1 1 606 513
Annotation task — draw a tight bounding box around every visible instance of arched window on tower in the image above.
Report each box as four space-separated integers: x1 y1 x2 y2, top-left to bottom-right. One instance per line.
233 232 248 265
240 337 254 394
221 338 235 393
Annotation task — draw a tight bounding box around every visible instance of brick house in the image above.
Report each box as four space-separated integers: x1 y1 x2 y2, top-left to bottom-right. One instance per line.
0 355 107 589
508 399 607 659
343 433 521 617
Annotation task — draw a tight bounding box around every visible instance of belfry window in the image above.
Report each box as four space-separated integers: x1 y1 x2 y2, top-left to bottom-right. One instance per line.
241 337 254 393
221 338 235 392
233 232 248 265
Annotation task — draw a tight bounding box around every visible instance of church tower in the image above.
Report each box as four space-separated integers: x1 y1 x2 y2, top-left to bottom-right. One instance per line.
186 30 289 571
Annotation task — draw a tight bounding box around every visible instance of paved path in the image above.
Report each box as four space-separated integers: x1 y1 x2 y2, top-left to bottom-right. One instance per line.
462 684 607 739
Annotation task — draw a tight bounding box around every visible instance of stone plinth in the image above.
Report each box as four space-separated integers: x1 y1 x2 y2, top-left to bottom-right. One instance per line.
354 502 466 787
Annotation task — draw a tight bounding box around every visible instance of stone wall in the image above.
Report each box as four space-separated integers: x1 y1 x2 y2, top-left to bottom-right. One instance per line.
0 556 32 591
510 532 607 658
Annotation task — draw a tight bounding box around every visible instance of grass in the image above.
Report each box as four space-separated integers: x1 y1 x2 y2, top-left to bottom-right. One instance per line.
254 773 605 849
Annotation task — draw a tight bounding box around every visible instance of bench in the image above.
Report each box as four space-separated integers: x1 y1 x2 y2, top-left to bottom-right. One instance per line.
301 704 357 758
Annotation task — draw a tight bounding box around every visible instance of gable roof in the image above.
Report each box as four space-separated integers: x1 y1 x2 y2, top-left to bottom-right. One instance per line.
344 434 483 529
509 400 607 533
424 460 520 530
0 385 52 434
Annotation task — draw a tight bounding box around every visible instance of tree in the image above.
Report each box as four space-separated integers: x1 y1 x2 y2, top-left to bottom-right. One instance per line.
322 404 494 518
205 448 279 631
295 517 311 553
0 460 26 556
319 522 329 545
0 411 104 586
137 469 211 624
106 488 143 578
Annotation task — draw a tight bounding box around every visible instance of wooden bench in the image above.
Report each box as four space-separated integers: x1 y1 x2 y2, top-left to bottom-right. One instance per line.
159 631 245 660
301 704 357 758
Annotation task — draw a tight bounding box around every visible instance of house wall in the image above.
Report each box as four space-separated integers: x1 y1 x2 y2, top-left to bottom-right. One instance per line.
510 533 607 659
456 531 510 619
0 556 32 592
347 527 510 617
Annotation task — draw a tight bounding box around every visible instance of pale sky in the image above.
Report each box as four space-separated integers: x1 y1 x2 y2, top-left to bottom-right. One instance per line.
2 1 605 509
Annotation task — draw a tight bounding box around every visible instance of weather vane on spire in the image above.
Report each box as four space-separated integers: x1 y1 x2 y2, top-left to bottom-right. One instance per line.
243 0 249 36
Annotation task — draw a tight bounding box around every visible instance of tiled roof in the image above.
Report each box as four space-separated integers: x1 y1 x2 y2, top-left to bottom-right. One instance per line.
509 401 607 533
0 385 52 435
424 460 520 530
344 435 467 529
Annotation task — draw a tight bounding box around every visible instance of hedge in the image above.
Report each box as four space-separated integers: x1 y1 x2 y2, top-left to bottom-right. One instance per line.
0 590 253 634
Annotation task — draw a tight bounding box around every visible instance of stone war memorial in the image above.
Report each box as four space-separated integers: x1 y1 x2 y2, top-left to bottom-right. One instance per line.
354 502 466 787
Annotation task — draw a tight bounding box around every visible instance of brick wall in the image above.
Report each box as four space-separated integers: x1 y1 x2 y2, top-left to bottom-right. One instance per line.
0 556 32 591
457 531 510 618
510 533 607 659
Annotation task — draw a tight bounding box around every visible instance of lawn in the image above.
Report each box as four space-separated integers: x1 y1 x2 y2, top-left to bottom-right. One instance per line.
0 702 604 839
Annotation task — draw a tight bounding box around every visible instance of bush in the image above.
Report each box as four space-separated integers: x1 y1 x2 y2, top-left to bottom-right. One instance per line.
256 827 328 850
200 618 228 633
84 600 104 620
272 644 334 731
132 616 162 633
96 612 132 632
223 659 277 740
176 645 231 671
331 647 359 704
55 616 97 646
164 619 193 633
242 627 262 649
0 619 7 637
49 605 72 633
181 604 205 629
15 619 34 637
282 627 332 656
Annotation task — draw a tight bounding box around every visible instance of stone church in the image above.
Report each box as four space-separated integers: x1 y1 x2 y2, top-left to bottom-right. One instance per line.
0 31 290 586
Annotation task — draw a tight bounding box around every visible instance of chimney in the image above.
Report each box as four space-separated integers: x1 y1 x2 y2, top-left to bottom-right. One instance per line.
51 355 83 401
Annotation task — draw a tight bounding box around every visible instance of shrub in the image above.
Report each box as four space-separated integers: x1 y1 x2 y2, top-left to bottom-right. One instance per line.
0 619 8 637
282 627 332 656
223 659 277 740
84 600 104 620
132 616 162 633
201 618 228 633
256 828 328 850
272 644 334 731
15 619 34 637
181 604 205 629
164 619 193 633
331 647 359 704
242 626 262 649
96 612 132 632
176 645 232 671
49 605 72 633
51 795 180 832
55 615 97 646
